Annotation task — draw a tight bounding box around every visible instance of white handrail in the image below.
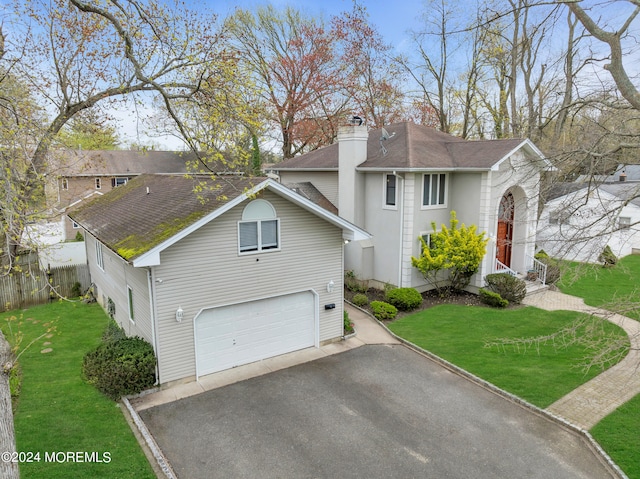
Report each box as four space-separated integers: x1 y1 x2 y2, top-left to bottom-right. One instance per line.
526 255 547 285
494 258 517 276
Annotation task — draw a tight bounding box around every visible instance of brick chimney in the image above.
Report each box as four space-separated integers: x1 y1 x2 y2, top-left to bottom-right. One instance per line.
338 122 368 225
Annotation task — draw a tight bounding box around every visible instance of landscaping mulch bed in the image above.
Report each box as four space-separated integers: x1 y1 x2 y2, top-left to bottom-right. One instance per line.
345 286 486 319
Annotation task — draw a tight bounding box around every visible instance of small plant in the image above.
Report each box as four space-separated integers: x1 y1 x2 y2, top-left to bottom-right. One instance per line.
352 293 369 307
102 319 127 343
75 231 84 242
344 310 354 334
385 287 422 311
71 281 82 297
370 301 398 321
83 328 156 400
344 271 368 293
484 273 527 304
598 245 618 268
479 288 509 308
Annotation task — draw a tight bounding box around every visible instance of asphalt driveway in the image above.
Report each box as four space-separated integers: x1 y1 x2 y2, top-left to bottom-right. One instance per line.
139 345 615 479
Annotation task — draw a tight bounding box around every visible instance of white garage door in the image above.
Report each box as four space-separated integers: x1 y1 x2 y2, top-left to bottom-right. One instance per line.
195 291 316 377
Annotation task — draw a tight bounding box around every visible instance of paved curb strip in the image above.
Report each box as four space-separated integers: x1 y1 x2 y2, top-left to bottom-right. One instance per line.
122 396 178 479
346 301 629 479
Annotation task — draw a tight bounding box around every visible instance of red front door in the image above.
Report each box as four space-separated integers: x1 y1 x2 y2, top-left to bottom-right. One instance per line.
497 193 514 267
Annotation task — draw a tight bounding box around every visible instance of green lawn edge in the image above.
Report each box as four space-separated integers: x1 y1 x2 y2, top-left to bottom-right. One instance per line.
2 301 155 479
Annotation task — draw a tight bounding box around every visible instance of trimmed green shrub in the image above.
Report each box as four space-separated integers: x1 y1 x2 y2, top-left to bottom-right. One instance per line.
344 310 354 334
352 293 369 307
484 273 527 304
599 245 618 267
83 335 156 400
385 287 422 311
101 319 127 343
71 281 83 297
370 301 398 321
479 288 509 308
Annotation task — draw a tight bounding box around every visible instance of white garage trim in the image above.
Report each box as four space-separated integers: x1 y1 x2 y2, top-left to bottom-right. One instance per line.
193 289 319 379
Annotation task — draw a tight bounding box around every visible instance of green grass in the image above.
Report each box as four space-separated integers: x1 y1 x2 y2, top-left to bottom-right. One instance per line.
557 255 640 478
559 255 640 319
1 301 155 479
388 304 628 408
591 393 640 479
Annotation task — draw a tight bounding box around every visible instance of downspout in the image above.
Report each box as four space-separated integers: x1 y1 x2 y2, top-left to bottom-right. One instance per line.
396 172 405 288
146 268 160 386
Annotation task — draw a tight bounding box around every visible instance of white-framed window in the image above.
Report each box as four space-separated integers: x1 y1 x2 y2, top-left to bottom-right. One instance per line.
418 230 440 253
95 178 101 189
127 285 135 322
384 173 397 208
619 216 631 230
238 199 280 254
112 177 129 187
422 173 447 207
96 242 104 270
61 178 69 190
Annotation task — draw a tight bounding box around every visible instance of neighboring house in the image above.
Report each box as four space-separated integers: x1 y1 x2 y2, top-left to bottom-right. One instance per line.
68 174 370 385
537 180 640 263
274 121 552 290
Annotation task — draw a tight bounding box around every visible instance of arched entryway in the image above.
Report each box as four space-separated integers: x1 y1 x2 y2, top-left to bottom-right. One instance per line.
497 192 514 267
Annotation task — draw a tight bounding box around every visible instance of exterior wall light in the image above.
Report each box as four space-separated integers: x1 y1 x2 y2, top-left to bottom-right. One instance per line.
176 306 184 322
327 280 335 293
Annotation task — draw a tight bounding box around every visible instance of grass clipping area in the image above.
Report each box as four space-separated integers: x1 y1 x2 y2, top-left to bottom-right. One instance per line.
1 301 155 479
388 304 629 408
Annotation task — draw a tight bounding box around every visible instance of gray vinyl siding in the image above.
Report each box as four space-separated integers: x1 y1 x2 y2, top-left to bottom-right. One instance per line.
85 234 153 343
278 171 339 206
152 190 345 384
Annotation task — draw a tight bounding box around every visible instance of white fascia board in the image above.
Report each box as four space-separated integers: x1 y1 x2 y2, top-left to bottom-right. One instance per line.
491 139 554 172
265 180 372 241
274 167 338 172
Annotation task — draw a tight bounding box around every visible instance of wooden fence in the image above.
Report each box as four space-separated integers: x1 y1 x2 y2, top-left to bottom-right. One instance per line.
0 264 91 312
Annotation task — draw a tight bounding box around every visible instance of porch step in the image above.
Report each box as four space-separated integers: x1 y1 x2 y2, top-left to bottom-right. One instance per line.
524 280 549 296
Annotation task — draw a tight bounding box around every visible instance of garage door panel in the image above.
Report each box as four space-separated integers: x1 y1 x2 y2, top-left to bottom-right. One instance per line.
195 292 316 377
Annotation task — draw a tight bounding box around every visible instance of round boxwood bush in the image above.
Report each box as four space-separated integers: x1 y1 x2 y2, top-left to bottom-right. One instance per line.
385 287 422 311
83 336 156 400
479 288 509 308
370 301 398 321
352 293 369 307
484 273 526 304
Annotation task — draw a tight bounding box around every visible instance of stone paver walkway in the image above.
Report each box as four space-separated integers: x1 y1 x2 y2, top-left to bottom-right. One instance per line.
524 290 640 430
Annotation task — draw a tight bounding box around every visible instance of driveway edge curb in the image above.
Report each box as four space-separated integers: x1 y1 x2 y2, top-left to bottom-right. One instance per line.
347 301 629 479
121 396 178 479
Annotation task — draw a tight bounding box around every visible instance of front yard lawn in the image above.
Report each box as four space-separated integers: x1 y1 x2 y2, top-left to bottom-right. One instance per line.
387 304 628 408
559 255 640 319
2 301 155 479
591 392 640 479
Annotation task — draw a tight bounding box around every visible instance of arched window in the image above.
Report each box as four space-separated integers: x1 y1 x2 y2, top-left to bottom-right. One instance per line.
238 199 279 253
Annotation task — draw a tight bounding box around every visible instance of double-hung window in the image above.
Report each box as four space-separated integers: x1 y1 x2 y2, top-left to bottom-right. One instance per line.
96 242 104 270
127 285 135 322
239 199 280 253
422 173 447 207
619 216 631 230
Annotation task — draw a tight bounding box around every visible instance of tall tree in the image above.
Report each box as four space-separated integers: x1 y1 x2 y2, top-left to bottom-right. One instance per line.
225 6 344 159
331 2 408 128
0 0 223 270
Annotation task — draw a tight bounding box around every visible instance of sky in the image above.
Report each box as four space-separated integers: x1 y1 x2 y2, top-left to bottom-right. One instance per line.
115 0 423 150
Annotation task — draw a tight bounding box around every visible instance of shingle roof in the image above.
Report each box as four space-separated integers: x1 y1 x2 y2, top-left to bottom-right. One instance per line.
57 150 240 176
275 122 531 171
284 182 338 214
68 174 264 261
